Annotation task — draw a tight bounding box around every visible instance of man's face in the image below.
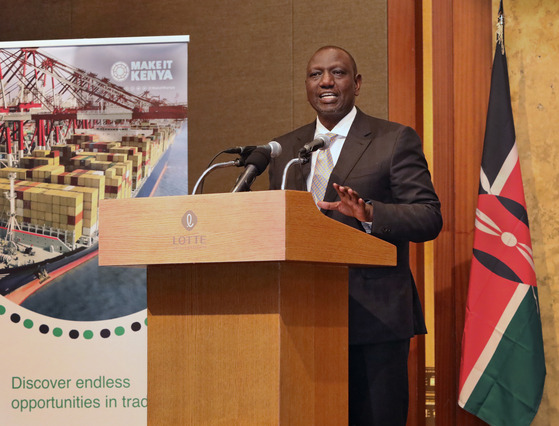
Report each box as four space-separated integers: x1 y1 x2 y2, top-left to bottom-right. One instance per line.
305 48 362 129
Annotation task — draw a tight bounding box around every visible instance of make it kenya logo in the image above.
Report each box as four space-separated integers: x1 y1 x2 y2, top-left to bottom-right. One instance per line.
111 62 130 82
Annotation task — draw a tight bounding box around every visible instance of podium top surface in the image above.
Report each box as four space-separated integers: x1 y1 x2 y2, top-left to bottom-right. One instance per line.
98 190 396 267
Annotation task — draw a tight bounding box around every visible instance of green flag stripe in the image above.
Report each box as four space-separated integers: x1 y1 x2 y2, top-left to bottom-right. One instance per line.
463 287 546 426
459 283 528 406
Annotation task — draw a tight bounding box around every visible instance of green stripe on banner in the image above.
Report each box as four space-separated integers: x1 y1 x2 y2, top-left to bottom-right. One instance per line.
463 288 546 426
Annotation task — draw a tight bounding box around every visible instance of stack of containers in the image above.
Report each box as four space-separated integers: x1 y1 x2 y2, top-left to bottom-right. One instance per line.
42 188 83 242
51 144 78 165
101 167 123 199
109 146 143 189
70 154 96 170
1 180 84 244
92 153 132 198
20 155 57 168
0 178 100 242
77 186 99 237
65 156 127 199
0 167 28 180
19 149 61 169
27 165 65 182
78 141 121 153
68 134 99 145
120 135 152 178
49 170 105 203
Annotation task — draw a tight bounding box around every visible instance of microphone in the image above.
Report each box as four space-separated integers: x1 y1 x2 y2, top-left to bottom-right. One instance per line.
231 142 282 192
298 134 332 157
225 141 282 156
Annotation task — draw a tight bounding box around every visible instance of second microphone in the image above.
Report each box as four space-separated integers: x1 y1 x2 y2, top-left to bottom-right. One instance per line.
230 141 282 192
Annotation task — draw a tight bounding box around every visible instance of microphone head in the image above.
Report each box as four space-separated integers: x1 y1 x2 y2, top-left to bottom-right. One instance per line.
268 141 282 158
245 147 272 175
298 134 332 157
314 134 332 150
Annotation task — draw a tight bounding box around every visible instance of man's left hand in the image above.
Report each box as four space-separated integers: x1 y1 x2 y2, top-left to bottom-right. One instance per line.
317 183 373 222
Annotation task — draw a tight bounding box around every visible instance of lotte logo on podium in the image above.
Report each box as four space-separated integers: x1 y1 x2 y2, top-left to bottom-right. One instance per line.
181 210 197 231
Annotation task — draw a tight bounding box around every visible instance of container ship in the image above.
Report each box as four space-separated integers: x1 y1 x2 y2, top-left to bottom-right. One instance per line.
0 123 178 301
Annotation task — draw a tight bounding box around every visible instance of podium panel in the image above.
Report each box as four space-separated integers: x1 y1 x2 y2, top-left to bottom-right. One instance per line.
147 261 348 425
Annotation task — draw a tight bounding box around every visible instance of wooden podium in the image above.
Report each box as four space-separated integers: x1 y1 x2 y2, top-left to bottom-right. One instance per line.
99 190 396 425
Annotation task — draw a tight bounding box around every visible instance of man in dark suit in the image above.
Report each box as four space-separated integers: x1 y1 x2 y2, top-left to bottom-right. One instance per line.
268 46 442 425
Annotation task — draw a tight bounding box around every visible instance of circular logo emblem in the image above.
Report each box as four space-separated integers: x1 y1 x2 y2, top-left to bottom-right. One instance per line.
111 61 130 82
181 210 197 231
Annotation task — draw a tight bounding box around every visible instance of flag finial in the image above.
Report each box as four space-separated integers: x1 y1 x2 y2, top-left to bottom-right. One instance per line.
496 3 505 54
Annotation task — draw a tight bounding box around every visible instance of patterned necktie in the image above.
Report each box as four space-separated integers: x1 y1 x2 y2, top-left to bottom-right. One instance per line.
310 133 337 204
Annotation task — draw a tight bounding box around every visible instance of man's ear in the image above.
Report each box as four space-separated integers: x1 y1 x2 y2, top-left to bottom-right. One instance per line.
354 74 362 96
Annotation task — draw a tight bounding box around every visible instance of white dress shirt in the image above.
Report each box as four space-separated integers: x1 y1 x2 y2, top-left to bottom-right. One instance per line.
305 106 357 190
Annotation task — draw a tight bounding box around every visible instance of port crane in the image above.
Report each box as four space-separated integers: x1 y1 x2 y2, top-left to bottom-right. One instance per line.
0 47 187 167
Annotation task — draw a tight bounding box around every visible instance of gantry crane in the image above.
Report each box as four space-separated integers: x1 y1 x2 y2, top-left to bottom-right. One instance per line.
0 47 187 166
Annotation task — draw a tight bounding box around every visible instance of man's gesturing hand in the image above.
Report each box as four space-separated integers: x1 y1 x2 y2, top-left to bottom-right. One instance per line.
317 183 373 223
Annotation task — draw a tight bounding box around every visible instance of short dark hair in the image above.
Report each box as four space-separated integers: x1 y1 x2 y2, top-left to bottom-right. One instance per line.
313 46 358 76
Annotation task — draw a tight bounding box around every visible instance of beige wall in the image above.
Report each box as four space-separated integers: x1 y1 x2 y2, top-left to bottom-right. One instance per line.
492 1 559 424
0 0 388 194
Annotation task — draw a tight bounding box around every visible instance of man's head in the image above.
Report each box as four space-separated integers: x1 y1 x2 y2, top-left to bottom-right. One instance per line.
305 46 362 130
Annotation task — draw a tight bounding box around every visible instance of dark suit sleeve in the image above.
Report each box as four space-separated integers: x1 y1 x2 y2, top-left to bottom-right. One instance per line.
368 126 442 243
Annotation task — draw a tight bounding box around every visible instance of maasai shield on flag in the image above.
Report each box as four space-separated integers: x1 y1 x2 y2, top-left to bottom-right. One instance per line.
458 2 546 425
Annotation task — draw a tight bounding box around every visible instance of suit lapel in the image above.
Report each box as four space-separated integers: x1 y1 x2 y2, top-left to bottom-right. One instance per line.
324 109 376 202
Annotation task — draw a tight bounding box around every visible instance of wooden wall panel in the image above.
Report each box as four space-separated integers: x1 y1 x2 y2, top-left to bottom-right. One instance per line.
432 0 492 424
0 1 73 40
292 1 388 130
388 2 425 425
432 0 457 423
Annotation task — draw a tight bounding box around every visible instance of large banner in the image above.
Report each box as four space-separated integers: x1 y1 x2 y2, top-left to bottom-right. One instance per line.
0 35 189 425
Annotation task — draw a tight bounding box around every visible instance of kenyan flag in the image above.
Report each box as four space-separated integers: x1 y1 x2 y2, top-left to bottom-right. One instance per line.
458 3 546 425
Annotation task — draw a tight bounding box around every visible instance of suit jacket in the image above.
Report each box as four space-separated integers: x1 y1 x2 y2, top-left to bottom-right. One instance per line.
269 108 442 344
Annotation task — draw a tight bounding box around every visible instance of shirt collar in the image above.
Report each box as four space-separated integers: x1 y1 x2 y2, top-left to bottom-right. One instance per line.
314 106 357 138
